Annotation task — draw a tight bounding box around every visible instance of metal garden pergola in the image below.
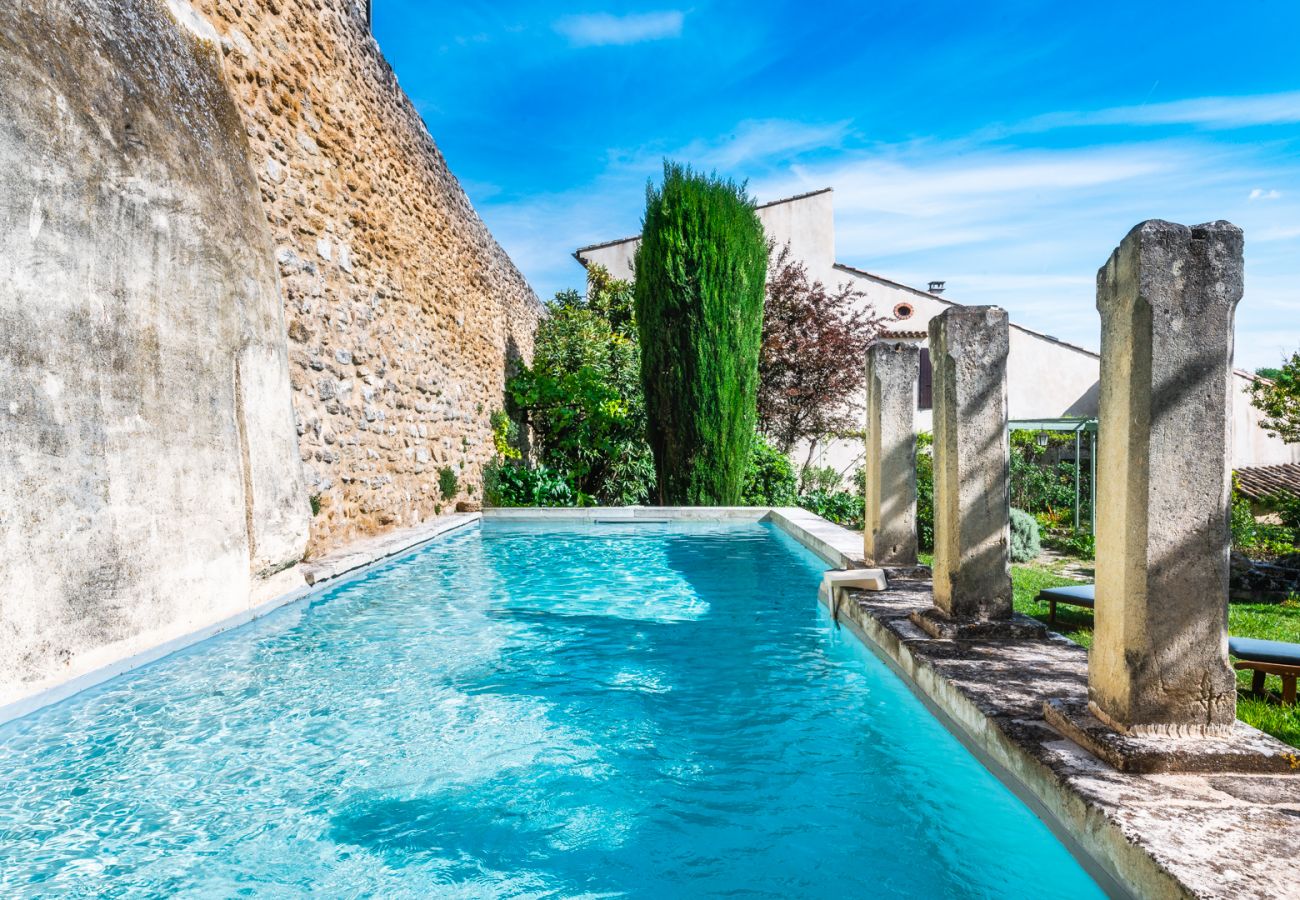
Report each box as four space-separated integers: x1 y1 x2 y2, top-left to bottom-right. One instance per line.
1007 417 1098 534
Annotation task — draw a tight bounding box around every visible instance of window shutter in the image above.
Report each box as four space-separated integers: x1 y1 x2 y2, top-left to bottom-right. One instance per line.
918 348 932 410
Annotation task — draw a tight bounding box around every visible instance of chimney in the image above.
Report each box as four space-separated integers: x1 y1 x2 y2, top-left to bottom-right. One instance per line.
928 281 946 295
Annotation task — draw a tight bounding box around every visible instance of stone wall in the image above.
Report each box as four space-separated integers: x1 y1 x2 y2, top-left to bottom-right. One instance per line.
0 0 540 702
189 0 542 554
0 0 309 701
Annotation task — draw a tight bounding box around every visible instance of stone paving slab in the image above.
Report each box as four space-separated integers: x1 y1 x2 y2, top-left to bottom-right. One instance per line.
834 573 1300 900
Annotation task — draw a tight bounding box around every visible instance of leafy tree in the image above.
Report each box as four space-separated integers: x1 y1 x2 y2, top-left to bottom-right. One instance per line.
1249 350 1300 444
507 267 655 505
635 162 767 505
758 246 884 468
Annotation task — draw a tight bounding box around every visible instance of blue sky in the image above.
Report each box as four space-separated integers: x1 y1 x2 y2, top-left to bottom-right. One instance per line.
373 1 1300 371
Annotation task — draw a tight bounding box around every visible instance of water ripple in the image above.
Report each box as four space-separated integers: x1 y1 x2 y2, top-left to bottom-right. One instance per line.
0 521 1102 898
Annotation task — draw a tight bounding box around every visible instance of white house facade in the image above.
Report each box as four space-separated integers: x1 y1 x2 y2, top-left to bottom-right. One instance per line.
575 188 1298 475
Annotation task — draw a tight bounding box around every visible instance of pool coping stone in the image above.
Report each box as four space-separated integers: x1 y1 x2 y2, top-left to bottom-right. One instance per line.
0 512 482 726
829 566 1300 900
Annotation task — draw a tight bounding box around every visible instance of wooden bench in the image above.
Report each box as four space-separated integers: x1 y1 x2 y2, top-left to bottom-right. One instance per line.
1230 637 1300 705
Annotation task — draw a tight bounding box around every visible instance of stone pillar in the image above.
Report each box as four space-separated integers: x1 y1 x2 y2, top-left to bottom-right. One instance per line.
929 307 1013 622
1088 220 1242 736
864 341 919 566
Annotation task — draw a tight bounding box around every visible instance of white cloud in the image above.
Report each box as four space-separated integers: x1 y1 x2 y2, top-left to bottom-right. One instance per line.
1249 188 1282 200
553 11 684 47
745 139 1300 369
472 119 1300 372
1014 91 1300 132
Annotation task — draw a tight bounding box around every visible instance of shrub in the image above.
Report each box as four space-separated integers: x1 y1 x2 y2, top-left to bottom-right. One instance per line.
799 464 843 495
1230 477 1299 558
1010 507 1041 563
916 432 934 552
507 267 654 505
635 162 767 505
1046 530 1095 560
438 466 458 501
799 489 864 531
1265 491 1300 535
483 460 576 508
742 432 799 506
1231 476 1259 548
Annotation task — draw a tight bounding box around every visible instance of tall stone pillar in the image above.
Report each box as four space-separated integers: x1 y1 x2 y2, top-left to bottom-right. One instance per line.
864 341 919 566
1088 220 1242 736
928 306 1014 624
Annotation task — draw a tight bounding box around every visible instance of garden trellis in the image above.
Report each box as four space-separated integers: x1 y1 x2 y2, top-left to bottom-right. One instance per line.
1007 417 1098 535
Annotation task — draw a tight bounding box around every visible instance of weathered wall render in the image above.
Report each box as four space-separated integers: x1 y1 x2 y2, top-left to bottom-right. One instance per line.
0 0 309 701
0 0 541 704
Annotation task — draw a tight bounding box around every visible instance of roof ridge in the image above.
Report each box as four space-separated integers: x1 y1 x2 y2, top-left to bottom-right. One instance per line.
834 262 1101 360
574 187 835 258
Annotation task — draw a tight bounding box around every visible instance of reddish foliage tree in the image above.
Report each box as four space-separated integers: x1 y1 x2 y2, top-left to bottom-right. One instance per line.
758 245 885 469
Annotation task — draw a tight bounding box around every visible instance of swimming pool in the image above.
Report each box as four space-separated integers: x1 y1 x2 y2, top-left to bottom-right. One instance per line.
0 520 1104 897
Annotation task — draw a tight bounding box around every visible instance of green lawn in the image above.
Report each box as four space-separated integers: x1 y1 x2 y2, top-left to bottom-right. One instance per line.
917 552 1300 748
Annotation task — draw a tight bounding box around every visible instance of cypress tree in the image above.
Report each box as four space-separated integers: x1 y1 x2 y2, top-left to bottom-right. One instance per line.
634 162 767 505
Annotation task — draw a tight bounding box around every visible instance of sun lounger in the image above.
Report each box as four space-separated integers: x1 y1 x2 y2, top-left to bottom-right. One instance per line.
1036 584 1094 627
1229 636 1300 705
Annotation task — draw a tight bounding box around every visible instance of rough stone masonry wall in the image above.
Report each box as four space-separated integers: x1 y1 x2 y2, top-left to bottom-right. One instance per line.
0 0 309 702
0 0 540 703
189 0 542 555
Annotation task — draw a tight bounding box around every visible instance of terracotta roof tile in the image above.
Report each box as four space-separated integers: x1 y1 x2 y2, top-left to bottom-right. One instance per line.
1236 465 1300 500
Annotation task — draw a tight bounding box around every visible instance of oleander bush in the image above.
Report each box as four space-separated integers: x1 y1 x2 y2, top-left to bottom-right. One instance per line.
483 460 576 508
798 488 864 531
505 267 655 506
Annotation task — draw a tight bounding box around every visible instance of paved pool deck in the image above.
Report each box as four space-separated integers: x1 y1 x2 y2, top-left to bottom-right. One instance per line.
829 568 1300 900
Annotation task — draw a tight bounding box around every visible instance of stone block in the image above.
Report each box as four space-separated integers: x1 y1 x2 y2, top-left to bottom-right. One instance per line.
864 341 919 566
928 307 1013 622
1088 220 1243 736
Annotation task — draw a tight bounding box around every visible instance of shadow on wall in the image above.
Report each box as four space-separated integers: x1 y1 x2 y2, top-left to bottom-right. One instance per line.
503 331 530 460
1064 381 1100 417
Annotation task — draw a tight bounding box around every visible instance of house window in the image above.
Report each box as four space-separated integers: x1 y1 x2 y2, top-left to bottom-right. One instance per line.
918 348 932 410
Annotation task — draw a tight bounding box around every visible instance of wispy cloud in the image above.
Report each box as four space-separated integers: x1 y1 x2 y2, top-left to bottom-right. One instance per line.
1013 91 1300 132
747 138 1300 366
471 116 1300 371
605 118 852 177
553 11 685 47
674 119 851 171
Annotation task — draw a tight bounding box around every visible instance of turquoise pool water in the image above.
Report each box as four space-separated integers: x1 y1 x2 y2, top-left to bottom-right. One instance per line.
0 521 1104 898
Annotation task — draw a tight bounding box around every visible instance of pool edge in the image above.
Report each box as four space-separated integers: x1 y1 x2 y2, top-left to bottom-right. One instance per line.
0 512 482 727
0 505 1170 899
